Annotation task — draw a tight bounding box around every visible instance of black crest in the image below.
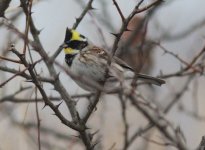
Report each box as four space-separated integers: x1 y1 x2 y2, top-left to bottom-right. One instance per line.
64 28 72 42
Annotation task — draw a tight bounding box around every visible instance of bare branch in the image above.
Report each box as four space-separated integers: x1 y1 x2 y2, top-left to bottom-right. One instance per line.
21 0 33 55
35 87 42 150
72 0 95 29
127 91 188 150
11 47 82 131
0 55 22 64
113 0 125 23
0 67 28 88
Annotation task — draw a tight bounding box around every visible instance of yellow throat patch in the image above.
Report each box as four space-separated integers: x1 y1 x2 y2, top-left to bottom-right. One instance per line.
64 48 79 54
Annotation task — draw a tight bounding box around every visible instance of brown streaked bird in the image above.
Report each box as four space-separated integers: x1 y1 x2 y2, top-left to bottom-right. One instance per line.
63 28 165 91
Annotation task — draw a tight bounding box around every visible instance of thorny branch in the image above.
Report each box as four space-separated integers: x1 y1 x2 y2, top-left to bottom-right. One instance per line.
81 0 164 128
119 94 129 150
22 0 33 55
126 91 187 150
126 75 195 149
0 55 22 64
11 47 81 131
113 0 125 23
72 0 95 29
35 87 42 150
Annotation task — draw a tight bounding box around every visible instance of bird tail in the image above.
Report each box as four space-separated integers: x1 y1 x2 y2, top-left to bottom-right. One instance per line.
137 73 165 86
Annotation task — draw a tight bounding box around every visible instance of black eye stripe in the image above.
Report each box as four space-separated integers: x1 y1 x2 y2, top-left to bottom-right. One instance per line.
67 40 80 48
66 40 88 49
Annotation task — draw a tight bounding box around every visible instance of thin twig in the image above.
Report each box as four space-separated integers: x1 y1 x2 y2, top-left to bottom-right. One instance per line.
35 87 41 150
113 0 125 23
136 0 164 13
72 0 95 29
0 55 22 64
0 67 28 88
127 91 187 150
119 94 129 150
161 46 205 79
0 92 94 103
22 0 33 54
0 65 54 83
156 42 202 73
82 91 102 123
140 135 173 147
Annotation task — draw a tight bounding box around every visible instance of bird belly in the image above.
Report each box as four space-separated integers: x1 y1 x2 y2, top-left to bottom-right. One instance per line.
70 55 106 91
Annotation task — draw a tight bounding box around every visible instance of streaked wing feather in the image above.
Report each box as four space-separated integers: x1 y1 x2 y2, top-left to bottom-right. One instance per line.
137 73 165 86
88 46 165 86
113 56 134 71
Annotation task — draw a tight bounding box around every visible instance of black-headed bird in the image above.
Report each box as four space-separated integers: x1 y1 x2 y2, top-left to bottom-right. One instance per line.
63 28 165 91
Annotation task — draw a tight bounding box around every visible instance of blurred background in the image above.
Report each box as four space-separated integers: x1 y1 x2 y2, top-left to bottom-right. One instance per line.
0 0 205 149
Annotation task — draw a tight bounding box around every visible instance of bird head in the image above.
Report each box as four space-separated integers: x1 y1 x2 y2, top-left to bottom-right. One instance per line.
63 28 88 55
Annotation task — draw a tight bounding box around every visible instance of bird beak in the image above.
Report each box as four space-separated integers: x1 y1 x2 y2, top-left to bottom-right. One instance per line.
59 43 68 49
62 43 68 48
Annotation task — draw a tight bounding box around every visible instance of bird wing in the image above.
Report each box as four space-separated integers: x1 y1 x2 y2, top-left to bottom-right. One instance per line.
88 46 165 86
113 56 134 71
